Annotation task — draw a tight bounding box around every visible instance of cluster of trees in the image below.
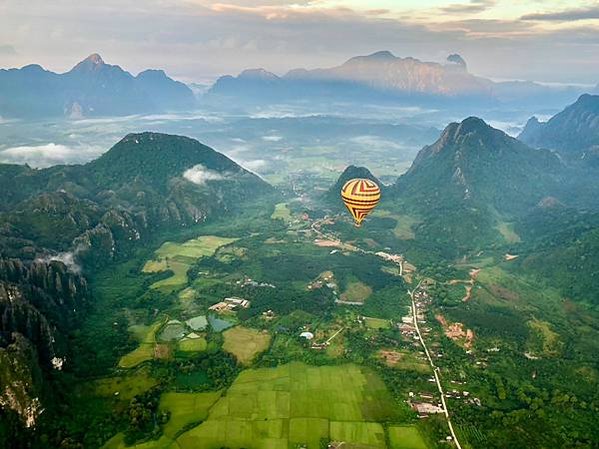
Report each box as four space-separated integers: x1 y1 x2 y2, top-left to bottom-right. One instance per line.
172 350 240 391
123 387 165 445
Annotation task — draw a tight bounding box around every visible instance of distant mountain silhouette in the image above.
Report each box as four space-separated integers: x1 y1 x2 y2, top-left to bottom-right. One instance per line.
0 54 195 118
207 51 583 109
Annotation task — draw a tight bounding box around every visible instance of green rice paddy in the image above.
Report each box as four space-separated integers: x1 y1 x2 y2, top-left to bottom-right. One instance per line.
364 317 391 330
177 336 207 353
388 425 428 449
271 203 292 222
118 320 164 369
142 235 238 290
159 391 223 438
174 362 403 449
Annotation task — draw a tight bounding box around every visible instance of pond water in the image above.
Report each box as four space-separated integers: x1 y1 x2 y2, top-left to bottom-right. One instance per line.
208 315 235 332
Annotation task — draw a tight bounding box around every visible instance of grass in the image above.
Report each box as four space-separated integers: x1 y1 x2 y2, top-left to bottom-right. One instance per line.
271 203 292 222
101 433 173 449
364 317 391 330
496 222 521 244
159 391 223 438
388 425 429 449
392 215 422 240
378 350 430 373
175 362 402 449
177 337 207 353
155 236 238 259
340 280 373 304
527 318 563 357
372 210 421 240
118 320 164 369
330 421 386 448
89 367 158 402
222 326 271 365
143 235 238 290
326 337 345 358
151 261 191 290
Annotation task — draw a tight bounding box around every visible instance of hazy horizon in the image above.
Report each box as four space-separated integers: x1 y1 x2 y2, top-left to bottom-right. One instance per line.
1 0 598 85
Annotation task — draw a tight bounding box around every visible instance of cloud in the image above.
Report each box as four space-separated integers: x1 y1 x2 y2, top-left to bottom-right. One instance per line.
183 164 227 185
440 0 495 15
0 143 104 168
262 135 283 142
347 135 408 152
240 159 267 170
36 251 81 273
521 6 599 22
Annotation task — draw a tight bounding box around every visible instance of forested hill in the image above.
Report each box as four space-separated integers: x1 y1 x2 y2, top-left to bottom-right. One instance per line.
519 94 599 157
395 117 565 216
0 132 274 263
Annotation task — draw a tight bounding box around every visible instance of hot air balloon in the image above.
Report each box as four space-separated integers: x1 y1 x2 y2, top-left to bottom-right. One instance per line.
341 178 381 227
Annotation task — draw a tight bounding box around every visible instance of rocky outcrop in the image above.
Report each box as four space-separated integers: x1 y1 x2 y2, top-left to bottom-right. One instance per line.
0 259 88 427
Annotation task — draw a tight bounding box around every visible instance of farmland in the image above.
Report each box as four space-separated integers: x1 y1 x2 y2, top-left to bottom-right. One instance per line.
175 363 403 449
388 426 428 449
222 326 271 365
142 235 238 290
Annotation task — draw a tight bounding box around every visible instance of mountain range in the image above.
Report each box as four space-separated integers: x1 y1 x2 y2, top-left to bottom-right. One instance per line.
0 54 195 119
2 51 588 119
395 117 566 215
207 51 584 109
519 94 599 161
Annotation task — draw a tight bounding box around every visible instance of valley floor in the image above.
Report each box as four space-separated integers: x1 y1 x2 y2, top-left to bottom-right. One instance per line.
42 198 599 449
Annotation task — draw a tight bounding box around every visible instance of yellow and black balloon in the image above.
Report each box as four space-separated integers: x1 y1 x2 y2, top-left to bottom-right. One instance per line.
341 178 381 227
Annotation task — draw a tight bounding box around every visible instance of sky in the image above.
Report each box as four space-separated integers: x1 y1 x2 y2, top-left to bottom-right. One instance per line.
0 0 598 85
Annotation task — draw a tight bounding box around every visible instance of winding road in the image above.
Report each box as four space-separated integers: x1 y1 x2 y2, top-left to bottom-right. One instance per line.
310 215 463 448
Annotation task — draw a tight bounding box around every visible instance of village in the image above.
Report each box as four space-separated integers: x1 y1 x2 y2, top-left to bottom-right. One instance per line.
401 280 483 422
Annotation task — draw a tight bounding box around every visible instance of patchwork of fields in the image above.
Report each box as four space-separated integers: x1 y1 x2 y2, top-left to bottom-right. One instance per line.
176 363 420 449
102 363 428 449
142 235 238 290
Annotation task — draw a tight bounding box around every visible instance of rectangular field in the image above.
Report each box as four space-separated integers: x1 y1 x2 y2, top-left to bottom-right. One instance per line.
175 362 403 449
159 391 222 438
388 425 428 449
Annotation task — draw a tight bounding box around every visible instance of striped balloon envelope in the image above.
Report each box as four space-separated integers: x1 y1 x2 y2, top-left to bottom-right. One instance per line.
340 178 381 227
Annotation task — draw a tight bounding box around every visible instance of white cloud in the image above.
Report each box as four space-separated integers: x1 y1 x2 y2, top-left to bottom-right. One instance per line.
183 164 227 185
262 135 283 142
240 158 267 170
0 143 104 167
36 251 80 273
347 135 408 151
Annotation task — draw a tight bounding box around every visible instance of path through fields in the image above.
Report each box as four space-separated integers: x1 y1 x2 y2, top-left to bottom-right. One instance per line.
310 215 464 448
